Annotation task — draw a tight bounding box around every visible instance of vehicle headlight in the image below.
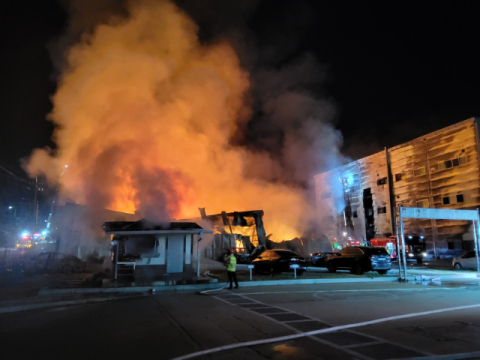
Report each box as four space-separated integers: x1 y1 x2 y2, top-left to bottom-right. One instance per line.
408 253 414 257
422 252 427 257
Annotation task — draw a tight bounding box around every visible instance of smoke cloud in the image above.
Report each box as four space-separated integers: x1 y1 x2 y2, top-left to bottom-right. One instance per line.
25 0 345 240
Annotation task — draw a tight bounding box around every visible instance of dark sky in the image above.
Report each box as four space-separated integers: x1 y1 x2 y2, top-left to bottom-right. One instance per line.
0 0 479 172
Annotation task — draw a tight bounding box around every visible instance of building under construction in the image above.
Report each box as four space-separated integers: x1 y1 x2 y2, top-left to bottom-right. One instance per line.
314 117 480 252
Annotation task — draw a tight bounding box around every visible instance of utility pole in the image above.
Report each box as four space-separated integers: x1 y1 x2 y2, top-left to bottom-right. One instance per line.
33 176 38 233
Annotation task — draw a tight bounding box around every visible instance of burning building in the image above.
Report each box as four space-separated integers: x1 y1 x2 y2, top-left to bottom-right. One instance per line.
197 208 267 260
198 208 331 259
315 117 480 253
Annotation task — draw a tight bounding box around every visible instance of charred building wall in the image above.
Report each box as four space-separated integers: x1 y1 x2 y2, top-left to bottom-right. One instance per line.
314 150 392 246
315 117 480 251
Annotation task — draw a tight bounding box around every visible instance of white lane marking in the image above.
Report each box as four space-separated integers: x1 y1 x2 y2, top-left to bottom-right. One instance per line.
238 293 430 357
236 288 462 295
313 291 399 301
224 294 376 360
171 303 480 360
213 292 428 359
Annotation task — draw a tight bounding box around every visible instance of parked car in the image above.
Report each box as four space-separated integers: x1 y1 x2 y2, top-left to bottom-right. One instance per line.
310 252 334 267
452 251 480 270
424 249 464 260
325 246 391 275
28 252 87 274
253 249 307 275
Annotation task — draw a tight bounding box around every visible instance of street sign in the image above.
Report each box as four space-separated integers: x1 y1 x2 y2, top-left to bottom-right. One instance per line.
400 207 478 221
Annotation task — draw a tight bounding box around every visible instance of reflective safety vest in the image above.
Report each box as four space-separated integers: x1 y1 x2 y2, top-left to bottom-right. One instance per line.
225 254 237 272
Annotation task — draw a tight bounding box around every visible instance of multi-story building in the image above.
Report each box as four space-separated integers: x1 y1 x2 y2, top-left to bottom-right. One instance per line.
314 118 480 252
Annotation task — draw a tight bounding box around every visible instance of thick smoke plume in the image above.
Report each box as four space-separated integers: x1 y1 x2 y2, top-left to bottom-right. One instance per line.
26 0 344 240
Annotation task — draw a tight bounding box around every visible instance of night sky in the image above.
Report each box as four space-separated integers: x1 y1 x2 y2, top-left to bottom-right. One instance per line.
0 0 479 174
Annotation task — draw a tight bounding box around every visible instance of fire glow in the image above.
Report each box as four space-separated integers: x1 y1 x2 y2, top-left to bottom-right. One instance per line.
25 0 317 241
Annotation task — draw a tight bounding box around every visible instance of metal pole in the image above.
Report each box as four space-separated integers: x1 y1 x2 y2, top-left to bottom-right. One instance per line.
395 216 402 280
475 212 480 276
114 242 118 281
197 233 201 278
399 206 408 281
33 176 38 233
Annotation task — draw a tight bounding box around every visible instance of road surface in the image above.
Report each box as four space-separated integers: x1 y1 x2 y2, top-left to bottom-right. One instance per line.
2 281 480 360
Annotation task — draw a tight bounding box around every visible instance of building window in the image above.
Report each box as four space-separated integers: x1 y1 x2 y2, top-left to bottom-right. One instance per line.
443 196 450 205
321 192 331 199
353 210 358 218
414 167 426 176
377 177 387 185
395 173 403 182
436 156 467 172
377 207 387 214
456 194 464 203
416 199 429 208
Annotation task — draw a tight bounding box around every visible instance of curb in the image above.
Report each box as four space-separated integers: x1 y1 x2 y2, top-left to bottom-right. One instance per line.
0 293 147 314
38 276 401 295
3 274 477 314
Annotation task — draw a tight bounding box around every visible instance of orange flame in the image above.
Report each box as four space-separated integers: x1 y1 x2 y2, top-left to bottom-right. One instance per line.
25 0 313 241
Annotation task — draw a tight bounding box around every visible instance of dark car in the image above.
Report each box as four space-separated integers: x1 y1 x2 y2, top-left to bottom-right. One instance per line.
325 246 391 275
253 249 307 275
235 252 253 264
28 252 87 274
310 252 334 267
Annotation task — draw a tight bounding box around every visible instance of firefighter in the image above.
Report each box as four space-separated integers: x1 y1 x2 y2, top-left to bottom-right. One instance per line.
224 248 238 289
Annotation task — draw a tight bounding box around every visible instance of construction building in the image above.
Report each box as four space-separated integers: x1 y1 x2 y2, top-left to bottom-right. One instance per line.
314 117 480 252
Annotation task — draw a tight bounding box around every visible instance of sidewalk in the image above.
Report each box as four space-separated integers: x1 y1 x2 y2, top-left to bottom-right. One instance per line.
1 261 478 314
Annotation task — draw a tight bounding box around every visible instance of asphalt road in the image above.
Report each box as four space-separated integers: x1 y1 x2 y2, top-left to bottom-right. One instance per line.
2 282 480 360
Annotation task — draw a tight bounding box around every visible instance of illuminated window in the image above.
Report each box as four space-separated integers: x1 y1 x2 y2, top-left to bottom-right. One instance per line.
456 194 464 203
443 196 450 205
416 199 429 208
414 167 426 176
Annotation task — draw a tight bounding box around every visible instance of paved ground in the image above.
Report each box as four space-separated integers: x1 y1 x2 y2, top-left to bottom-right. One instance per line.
2 281 480 360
